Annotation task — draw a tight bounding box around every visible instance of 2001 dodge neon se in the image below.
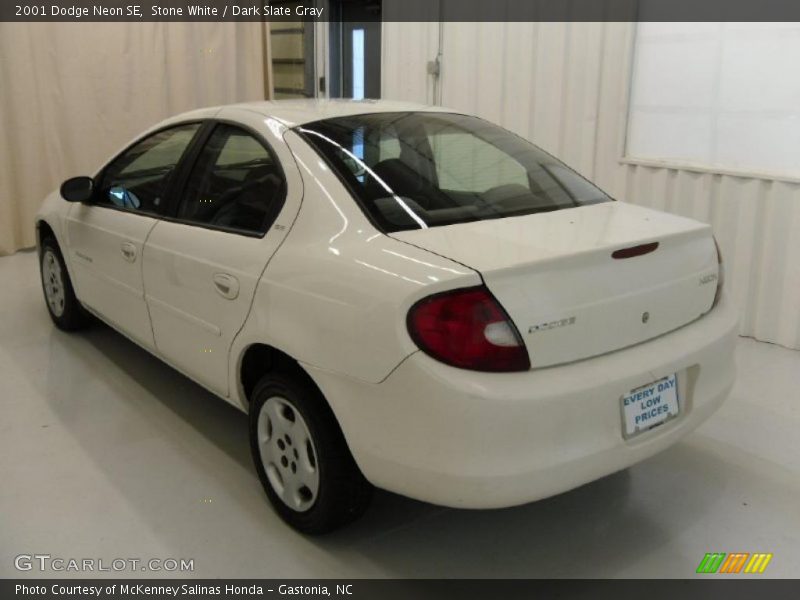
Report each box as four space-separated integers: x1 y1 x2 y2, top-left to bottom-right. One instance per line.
36 100 738 533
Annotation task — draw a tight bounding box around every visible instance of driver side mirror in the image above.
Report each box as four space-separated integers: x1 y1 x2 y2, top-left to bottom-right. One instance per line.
60 176 94 203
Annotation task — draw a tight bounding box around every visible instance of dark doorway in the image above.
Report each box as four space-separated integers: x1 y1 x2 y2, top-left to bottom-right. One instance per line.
329 1 382 99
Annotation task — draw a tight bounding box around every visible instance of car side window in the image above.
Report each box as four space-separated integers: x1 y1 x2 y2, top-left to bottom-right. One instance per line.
97 123 201 215
176 125 285 235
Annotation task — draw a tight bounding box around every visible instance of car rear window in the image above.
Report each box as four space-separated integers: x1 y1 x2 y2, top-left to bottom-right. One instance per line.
295 112 611 232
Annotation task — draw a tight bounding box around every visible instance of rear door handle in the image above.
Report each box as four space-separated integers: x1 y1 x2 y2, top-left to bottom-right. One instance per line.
213 273 239 300
120 241 137 262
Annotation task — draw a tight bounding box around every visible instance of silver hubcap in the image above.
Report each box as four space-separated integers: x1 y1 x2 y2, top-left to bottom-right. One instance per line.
257 396 320 512
42 250 66 317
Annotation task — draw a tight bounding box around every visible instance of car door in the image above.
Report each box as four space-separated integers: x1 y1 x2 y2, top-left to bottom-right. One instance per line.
65 123 203 350
142 112 302 397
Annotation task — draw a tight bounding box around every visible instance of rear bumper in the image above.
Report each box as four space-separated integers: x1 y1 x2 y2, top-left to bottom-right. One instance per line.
307 294 738 509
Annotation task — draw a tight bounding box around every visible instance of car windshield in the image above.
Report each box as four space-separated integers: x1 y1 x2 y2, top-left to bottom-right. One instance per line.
296 112 611 232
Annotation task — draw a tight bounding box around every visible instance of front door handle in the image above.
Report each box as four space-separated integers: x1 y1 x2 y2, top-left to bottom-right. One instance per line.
213 273 239 300
120 241 137 262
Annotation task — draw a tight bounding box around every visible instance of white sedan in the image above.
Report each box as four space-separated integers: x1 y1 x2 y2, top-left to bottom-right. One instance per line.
36 100 738 533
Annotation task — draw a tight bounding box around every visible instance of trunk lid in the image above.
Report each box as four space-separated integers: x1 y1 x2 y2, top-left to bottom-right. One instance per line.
391 201 719 368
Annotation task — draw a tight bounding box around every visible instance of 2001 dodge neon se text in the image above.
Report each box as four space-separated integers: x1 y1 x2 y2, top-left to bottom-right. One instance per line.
35 99 737 533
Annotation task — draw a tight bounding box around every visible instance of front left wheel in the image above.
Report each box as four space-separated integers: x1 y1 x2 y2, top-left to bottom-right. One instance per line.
39 237 90 331
249 370 373 534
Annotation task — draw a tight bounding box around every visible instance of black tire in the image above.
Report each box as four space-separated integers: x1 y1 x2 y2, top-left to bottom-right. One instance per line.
39 237 90 331
249 370 372 534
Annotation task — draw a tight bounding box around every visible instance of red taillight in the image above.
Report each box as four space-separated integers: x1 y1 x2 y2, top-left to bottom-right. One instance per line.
407 286 530 372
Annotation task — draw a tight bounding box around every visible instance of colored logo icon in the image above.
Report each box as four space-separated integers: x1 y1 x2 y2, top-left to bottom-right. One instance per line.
696 552 773 574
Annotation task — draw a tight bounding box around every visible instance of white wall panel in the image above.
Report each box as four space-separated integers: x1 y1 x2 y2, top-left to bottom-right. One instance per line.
382 20 800 349
381 22 439 104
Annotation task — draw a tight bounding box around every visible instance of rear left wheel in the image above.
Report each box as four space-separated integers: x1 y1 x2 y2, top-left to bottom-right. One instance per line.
249 371 372 534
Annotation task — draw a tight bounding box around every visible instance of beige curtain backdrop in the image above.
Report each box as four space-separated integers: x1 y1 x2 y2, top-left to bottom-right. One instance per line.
0 22 271 256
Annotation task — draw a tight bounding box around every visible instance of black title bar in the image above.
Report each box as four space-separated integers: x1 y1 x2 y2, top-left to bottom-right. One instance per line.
4 579 800 600
4 0 800 22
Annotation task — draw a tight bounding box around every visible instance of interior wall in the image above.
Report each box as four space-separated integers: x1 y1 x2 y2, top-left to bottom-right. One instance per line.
382 21 800 350
0 22 269 256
